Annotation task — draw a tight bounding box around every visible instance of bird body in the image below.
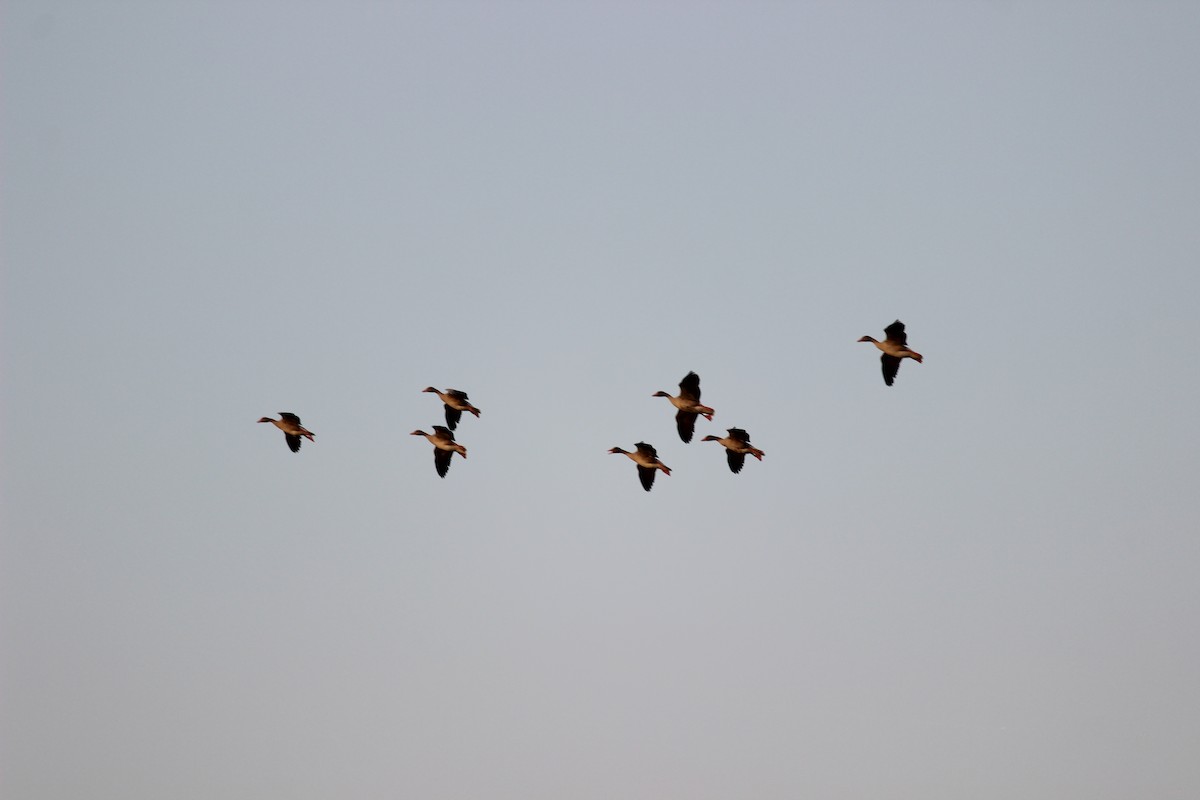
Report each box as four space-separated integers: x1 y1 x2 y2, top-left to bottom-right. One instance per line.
608 442 671 491
653 371 714 443
410 425 468 477
257 412 315 453
423 387 481 430
858 320 923 386
701 427 765 474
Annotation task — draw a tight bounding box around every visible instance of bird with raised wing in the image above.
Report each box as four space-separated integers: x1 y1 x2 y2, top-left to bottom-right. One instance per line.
257 412 316 453
858 320 923 386
653 371 715 443
701 427 765 474
608 442 671 492
410 425 468 478
422 387 481 431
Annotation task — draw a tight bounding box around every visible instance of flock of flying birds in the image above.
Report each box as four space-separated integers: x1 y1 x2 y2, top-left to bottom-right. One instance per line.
257 320 924 491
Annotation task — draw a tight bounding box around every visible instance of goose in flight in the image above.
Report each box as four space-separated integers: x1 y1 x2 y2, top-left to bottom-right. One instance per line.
422 387 481 431
701 427 765 474
257 412 315 453
608 442 671 492
858 320 923 386
410 425 468 477
653 371 714 443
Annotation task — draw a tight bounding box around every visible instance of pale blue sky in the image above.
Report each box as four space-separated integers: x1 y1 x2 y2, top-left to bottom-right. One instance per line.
4 2 1200 798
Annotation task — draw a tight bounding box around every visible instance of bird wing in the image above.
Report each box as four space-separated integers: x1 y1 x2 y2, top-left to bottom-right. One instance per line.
279 412 302 424
432 425 455 441
447 389 470 401
727 427 750 444
634 442 658 459
726 450 746 474
883 320 907 345
637 465 656 491
675 410 697 443
443 405 463 430
285 434 302 453
678 371 702 402
434 447 452 478
881 354 901 386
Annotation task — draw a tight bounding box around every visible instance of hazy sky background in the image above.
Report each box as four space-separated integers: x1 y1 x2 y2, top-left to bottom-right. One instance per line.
4 2 1199 798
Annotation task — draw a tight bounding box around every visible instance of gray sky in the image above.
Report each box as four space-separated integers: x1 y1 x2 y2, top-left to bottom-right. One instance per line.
4 2 1199 798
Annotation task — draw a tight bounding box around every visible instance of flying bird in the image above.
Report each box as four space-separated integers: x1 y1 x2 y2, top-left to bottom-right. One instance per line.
701 427 765 474
608 442 671 492
410 425 468 478
653 371 715 443
858 320 923 386
257 412 315 453
422 387 481 431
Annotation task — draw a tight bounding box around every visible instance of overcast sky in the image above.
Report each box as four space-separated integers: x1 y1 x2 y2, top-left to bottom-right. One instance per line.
4 2 1200 799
